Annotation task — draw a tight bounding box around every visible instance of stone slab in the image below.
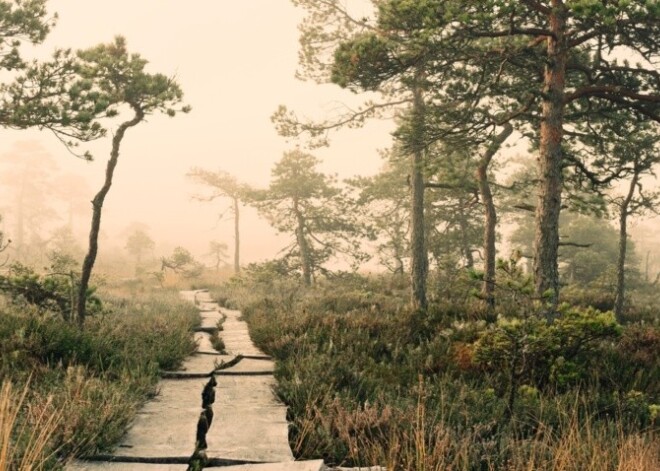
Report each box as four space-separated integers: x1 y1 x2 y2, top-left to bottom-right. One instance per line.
69 289 296 470
208 461 325 471
201 315 222 330
221 307 242 318
325 467 386 471
68 460 327 471
220 315 264 356
195 292 215 303
194 332 222 355
206 375 293 462
200 301 220 311
219 357 275 374
201 310 224 322
175 353 232 375
111 378 207 458
67 463 188 471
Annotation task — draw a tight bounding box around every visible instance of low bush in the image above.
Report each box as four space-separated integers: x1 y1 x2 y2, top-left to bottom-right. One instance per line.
217 273 659 470
0 286 199 468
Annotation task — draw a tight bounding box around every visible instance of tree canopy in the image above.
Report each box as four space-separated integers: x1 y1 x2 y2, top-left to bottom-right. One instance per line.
280 0 660 311
252 150 369 285
76 36 189 325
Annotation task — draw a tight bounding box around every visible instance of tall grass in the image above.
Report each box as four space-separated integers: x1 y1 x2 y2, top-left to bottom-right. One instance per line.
0 284 200 467
216 275 659 471
0 381 61 471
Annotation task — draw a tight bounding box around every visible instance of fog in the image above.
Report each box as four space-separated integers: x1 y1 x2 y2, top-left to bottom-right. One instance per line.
1 1 659 277
0 0 393 269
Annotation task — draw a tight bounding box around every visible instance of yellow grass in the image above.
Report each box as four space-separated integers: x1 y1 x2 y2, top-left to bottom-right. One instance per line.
290 387 658 471
0 381 62 471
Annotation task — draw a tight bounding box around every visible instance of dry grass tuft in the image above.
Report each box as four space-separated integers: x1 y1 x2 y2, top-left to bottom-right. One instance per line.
0 381 62 471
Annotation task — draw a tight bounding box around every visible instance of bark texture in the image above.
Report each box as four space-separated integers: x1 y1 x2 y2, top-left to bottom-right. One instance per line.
477 123 513 309
533 2 568 308
456 196 475 269
77 107 144 326
615 168 639 319
410 85 428 311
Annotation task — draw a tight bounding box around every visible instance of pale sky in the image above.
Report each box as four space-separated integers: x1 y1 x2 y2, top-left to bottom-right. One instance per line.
0 0 394 264
2 1 658 274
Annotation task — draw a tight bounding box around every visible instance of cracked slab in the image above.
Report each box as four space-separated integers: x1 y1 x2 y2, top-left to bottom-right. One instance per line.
208 461 325 470
201 309 224 321
195 292 215 303
218 358 275 374
67 463 188 471
220 317 263 356
194 332 222 355
110 378 207 458
200 310 224 330
171 353 231 375
67 290 298 470
200 301 220 311
205 375 292 463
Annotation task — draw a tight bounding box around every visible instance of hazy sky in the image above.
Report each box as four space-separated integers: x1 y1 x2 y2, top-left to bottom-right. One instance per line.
2 1 658 273
0 0 395 264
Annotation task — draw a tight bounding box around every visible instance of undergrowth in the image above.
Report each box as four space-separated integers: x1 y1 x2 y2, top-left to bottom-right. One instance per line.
217 271 659 471
0 285 199 469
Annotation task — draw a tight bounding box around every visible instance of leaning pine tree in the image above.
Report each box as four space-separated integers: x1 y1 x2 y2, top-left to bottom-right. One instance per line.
76 36 189 326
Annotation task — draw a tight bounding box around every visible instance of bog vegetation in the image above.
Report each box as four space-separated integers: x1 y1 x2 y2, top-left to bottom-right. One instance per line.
210 264 659 470
0 0 659 470
0 284 200 469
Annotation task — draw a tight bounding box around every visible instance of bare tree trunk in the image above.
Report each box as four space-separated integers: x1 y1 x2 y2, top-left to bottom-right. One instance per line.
534 2 567 309
615 209 629 319
391 224 406 275
410 84 428 311
615 168 639 320
456 196 475 269
293 198 312 287
477 124 513 310
233 197 240 273
77 108 143 327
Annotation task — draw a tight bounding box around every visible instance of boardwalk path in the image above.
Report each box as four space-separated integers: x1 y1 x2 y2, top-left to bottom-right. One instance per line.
69 290 323 471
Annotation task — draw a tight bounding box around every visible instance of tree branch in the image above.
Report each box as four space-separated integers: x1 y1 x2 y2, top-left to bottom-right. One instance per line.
558 241 593 248
565 86 660 105
520 0 551 15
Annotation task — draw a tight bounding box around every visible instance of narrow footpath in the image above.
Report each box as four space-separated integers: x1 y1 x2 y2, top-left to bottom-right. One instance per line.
68 289 324 471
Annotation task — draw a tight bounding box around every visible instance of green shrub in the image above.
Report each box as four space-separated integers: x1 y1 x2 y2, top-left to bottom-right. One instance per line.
472 305 621 425
0 263 102 322
228 274 658 470
0 285 200 466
